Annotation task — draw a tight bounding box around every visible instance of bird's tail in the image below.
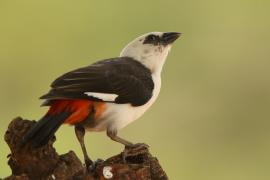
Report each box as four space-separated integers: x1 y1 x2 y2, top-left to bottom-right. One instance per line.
22 99 93 148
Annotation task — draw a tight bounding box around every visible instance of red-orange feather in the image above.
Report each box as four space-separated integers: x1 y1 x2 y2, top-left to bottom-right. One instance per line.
47 99 105 125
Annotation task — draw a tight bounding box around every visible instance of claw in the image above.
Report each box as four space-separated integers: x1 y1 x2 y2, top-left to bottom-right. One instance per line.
84 158 93 170
86 158 104 172
122 143 149 163
125 143 149 150
122 149 128 164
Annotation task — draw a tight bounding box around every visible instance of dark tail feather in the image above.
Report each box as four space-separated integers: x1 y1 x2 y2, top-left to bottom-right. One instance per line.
22 112 71 148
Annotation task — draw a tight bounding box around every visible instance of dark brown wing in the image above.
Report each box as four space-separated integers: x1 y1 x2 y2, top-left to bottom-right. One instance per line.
40 57 154 106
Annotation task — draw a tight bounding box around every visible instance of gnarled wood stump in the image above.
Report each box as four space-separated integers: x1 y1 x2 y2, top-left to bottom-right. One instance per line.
3 117 168 180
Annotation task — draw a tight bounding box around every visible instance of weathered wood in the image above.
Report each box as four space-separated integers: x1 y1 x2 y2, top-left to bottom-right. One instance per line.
3 117 168 180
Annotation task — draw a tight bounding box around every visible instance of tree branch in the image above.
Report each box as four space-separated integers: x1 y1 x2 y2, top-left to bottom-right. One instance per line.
3 117 168 180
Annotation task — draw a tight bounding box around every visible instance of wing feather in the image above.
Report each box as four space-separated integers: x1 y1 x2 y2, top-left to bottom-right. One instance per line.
41 57 154 106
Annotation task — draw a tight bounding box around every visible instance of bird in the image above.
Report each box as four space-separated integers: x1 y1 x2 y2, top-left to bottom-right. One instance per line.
22 31 180 169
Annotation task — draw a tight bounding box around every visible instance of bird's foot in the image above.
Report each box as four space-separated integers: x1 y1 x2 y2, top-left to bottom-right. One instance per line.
85 158 104 172
129 143 149 149
122 143 149 163
84 158 93 170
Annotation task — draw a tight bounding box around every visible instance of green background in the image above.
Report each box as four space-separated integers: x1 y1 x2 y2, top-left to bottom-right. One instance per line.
1 0 270 179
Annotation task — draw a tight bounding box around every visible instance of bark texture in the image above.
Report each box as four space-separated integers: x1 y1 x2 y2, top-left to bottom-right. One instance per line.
3 117 168 180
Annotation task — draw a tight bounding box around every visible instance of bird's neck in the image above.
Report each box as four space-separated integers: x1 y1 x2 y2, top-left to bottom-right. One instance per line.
120 47 170 75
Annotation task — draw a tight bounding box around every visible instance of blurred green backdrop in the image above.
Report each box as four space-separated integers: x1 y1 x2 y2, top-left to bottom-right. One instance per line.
1 0 270 179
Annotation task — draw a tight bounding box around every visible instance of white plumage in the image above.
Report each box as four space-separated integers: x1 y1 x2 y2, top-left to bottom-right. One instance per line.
87 74 161 132
84 92 118 101
86 32 174 132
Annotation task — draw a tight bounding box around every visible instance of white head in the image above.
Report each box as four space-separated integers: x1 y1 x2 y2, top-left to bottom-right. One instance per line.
120 32 180 74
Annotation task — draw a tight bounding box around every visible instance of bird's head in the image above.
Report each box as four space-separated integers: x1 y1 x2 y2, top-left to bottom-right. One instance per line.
120 32 181 74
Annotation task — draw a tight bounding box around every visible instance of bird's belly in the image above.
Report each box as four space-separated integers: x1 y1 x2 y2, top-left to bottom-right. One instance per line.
85 102 151 132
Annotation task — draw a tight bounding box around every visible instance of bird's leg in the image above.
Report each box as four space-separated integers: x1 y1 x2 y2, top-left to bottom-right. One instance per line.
75 126 93 168
107 129 149 163
107 129 134 147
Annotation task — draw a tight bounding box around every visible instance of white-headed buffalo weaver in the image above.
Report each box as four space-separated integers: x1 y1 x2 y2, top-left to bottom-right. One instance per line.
22 32 180 168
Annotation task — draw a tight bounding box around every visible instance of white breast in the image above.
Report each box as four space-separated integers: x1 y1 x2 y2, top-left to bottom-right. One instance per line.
88 74 161 132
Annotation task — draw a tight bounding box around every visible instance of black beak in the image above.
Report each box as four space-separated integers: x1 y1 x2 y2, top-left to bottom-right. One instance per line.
162 32 181 45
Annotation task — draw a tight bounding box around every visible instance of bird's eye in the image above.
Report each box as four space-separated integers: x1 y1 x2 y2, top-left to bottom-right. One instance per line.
143 34 159 45
148 35 157 41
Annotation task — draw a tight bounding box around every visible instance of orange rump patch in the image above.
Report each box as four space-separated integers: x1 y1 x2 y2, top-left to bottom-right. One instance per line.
93 102 106 119
47 99 106 125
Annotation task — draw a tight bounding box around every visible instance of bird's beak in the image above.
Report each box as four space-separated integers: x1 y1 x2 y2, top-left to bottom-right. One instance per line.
162 32 181 45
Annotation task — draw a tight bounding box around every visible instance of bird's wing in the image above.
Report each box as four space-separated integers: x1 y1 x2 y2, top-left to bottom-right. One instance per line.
40 57 154 106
